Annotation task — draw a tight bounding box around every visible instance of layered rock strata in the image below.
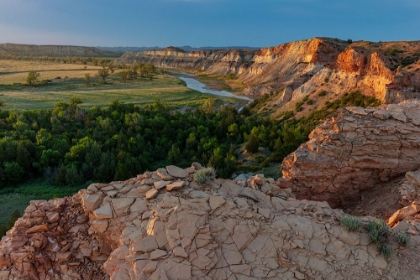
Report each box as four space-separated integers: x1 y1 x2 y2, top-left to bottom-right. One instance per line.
117 38 420 107
282 100 420 208
2 164 420 279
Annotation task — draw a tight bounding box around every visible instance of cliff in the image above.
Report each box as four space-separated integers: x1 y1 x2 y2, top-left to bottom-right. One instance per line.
282 100 420 208
2 164 420 279
0 43 118 57
117 38 420 114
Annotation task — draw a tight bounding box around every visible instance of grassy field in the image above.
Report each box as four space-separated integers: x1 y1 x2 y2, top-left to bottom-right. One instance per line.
0 59 236 109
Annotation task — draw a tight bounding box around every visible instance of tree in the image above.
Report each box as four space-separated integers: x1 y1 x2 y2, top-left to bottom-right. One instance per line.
26 71 40 85
245 134 259 154
0 99 5 110
84 73 91 85
97 67 109 83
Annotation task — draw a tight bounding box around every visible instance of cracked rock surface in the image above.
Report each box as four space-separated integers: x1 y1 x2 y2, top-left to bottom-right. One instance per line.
1 164 420 279
282 100 420 208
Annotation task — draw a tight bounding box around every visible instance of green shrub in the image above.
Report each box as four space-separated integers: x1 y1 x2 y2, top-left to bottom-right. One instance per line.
193 167 216 184
379 244 392 258
396 232 410 246
341 216 363 231
367 219 392 256
318 91 327 97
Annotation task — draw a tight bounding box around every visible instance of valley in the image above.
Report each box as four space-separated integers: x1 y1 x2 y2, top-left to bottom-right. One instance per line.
1 38 420 279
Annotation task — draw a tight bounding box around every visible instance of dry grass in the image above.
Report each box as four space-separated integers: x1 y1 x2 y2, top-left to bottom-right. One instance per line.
0 60 221 109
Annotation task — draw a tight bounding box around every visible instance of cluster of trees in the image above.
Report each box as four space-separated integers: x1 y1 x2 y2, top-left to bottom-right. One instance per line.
0 54 115 66
0 91 380 188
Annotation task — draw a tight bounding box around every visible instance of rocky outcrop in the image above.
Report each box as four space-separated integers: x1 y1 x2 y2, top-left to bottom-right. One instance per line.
117 38 420 114
282 100 420 208
0 43 117 57
2 164 420 279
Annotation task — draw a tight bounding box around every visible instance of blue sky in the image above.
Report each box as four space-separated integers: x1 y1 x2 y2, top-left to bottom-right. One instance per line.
0 0 419 48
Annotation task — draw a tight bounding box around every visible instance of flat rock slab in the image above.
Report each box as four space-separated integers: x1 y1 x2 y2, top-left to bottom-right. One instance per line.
132 235 158 253
112 198 135 216
157 169 174 181
93 203 113 219
209 196 226 210
82 194 102 211
150 249 167 260
166 181 185 191
166 165 189 178
154 181 172 190
146 188 159 200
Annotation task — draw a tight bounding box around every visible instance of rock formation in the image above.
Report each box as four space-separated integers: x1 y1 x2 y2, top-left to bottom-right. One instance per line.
117 38 420 115
282 100 420 208
2 164 420 279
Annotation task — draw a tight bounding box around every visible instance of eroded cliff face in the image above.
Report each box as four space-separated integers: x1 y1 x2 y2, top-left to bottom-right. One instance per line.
117 38 420 112
2 164 420 279
282 100 420 208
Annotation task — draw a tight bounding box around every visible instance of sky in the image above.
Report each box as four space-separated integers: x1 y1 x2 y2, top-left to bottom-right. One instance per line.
0 0 419 48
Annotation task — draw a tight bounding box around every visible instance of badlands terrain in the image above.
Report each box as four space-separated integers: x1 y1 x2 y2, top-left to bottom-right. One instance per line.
2 101 420 279
1 38 420 279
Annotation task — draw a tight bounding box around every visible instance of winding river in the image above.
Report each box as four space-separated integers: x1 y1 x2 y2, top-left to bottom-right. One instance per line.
175 73 253 105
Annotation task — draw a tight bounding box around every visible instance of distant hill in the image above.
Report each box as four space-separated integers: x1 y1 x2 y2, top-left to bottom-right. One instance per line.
97 45 260 52
0 43 118 57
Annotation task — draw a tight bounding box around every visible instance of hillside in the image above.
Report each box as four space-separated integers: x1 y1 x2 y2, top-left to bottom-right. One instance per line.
0 43 118 58
116 38 420 117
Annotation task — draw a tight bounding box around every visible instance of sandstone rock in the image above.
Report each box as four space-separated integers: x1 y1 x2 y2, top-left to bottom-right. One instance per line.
154 180 171 190
132 235 159 253
209 196 225 210
156 168 174 181
145 188 159 200
91 219 109 233
282 101 420 207
166 165 189 178
166 181 185 191
4 162 420 280
26 224 49 234
150 249 167 260
406 170 420 188
82 194 103 211
93 203 114 219
112 198 135 217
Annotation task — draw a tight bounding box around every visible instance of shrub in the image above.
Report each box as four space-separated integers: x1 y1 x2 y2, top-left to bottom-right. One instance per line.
396 232 410 246
367 219 391 256
379 244 392 258
341 216 363 231
193 167 216 184
318 91 327 97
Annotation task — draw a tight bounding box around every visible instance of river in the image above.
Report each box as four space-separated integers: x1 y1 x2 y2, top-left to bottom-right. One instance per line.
175 73 254 110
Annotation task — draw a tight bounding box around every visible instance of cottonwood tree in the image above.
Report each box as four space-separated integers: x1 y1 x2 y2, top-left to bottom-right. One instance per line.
84 73 91 85
26 71 40 86
97 67 109 83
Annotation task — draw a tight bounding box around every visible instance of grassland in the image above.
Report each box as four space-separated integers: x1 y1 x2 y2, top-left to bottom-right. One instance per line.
0 59 234 109
197 73 245 93
0 181 86 226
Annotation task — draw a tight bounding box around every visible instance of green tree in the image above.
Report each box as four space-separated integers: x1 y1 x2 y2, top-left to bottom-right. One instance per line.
245 134 259 154
97 67 109 83
168 144 181 164
26 71 40 85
